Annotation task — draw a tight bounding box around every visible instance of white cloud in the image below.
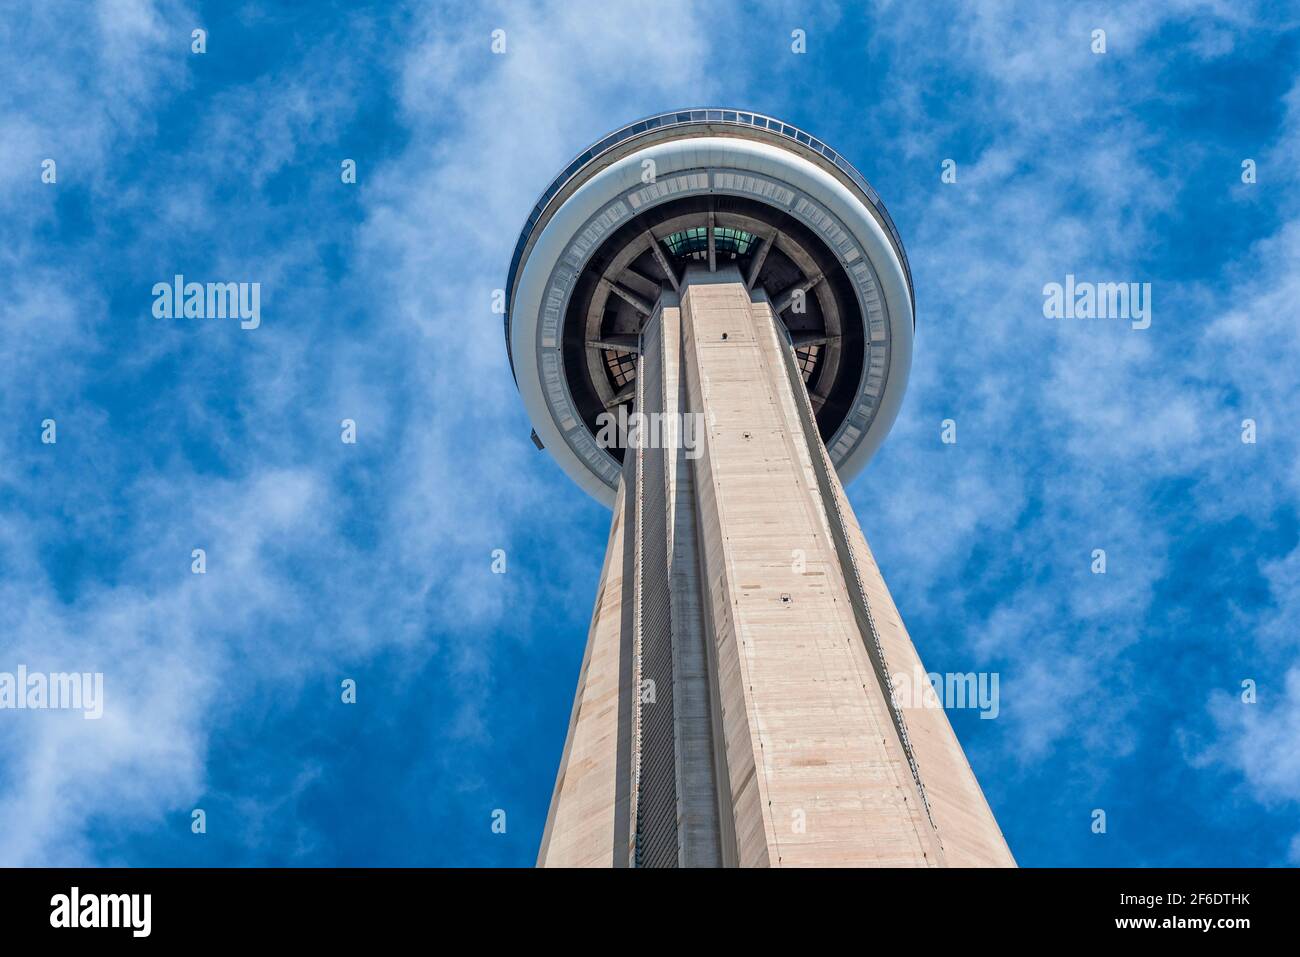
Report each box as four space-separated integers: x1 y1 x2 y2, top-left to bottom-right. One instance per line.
846 3 1299 813
0 0 727 865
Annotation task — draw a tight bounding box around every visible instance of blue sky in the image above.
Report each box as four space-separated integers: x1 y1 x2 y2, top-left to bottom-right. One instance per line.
1 0 1298 866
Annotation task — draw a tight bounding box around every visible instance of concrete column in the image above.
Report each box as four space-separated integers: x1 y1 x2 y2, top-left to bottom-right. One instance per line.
539 266 1013 867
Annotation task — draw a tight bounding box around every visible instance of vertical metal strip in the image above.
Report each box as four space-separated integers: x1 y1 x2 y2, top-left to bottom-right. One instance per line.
632 305 682 867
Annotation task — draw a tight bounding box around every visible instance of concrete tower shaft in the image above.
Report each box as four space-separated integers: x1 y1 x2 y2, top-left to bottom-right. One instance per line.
537 268 1012 867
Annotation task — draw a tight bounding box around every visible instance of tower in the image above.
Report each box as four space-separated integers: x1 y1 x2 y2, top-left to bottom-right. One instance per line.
506 110 1013 868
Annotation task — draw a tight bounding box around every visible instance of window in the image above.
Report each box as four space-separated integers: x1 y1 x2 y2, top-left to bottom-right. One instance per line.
661 227 756 262
795 343 821 382
605 349 637 388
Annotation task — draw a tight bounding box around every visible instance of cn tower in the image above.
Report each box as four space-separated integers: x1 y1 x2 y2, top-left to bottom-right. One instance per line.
506 110 1013 868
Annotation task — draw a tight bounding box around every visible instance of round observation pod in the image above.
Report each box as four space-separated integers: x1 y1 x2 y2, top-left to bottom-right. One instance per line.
506 109 915 506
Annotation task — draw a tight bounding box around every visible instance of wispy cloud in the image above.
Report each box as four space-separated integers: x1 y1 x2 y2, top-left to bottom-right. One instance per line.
0 0 1296 866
